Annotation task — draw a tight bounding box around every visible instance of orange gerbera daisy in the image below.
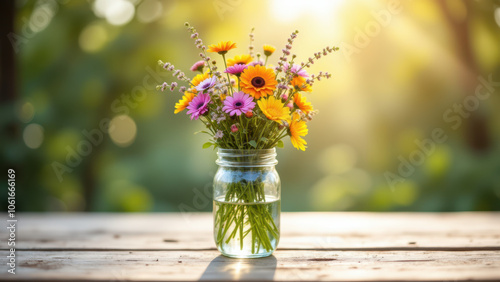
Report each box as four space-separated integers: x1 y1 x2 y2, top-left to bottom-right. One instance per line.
207 41 236 55
257 96 290 124
291 76 312 92
289 113 308 151
227 54 253 67
240 65 277 99
293 93 313 114
174 92 196 114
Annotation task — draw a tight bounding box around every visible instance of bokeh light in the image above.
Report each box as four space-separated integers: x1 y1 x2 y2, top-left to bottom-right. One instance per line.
137 0 163 24
18 102 35 123
79 23 108 52
109 115 137 147
23 123 44 149
105 0 135 26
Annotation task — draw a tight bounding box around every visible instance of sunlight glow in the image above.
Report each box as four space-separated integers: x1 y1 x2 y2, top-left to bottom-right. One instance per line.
271 0 345 22
233 261 243 280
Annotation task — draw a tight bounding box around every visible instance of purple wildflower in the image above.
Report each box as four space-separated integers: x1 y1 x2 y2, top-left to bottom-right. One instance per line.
222 91 255 116
160 82 168 91
170 82 178 91
186 93 210 120
214 130 224 139
282 63 309 78
249 60 264 67
216 116 226 124
195 77 217 92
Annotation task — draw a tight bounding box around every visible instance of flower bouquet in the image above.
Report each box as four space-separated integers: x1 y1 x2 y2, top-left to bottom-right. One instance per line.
158 23 337 258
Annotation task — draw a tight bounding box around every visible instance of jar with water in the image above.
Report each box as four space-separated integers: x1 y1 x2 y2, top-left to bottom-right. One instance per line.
213 148 281 258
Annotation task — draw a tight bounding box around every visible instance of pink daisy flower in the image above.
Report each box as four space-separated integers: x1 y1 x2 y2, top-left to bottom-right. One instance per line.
281 63 309 78
186 93 210 120
224 64 248 76
195 77 217 92
222 91 255 116
190 60 205 72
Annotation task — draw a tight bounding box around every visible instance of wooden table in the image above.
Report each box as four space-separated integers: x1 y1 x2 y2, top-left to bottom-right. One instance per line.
1 212 499 281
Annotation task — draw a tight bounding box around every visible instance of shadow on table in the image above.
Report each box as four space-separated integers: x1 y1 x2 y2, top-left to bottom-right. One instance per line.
200 255 277 281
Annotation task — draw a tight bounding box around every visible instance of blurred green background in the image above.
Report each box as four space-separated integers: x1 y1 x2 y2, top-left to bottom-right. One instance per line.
1 0 499 212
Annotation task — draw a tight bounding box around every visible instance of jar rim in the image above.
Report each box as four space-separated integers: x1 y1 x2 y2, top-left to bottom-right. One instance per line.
217 148 276 154
216 148 278 167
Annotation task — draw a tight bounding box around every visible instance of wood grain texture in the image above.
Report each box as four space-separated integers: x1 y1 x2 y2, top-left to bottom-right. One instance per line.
0 212 499 281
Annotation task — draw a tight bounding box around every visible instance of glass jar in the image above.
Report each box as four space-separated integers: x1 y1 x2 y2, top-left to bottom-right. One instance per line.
213 148 281 258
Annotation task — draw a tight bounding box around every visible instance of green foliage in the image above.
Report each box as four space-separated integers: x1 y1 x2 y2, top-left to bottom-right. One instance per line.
1 0 499 212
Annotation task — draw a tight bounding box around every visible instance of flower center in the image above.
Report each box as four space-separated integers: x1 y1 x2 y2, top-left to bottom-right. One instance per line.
196 102 205 109
235 101 243 107
251 77 265 88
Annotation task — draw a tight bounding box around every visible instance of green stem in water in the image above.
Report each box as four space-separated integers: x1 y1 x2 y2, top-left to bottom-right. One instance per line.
214 175 279 254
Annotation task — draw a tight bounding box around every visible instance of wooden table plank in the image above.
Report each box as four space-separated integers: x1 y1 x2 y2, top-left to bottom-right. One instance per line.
2 250 500 281
0 212 499 281
2 212 499 250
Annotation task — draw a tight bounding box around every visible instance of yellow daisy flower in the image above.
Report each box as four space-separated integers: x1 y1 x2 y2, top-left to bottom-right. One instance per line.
174 92 196 114
291 76 312 92
191 72 210 86
263 44 276 56
207 41 237 55
293 93 313 114
257 96 290 124
240 65 277 99
289 113 308 151
227 54 253 67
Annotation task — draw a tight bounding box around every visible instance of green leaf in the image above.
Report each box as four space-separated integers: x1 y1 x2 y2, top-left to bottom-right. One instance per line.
202 142 213 149
277 140 284 148
194 130 210 135
259 137 269 142
249 140 257 148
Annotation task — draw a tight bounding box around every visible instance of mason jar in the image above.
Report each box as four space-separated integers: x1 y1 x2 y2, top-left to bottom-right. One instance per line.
213 148 281 258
